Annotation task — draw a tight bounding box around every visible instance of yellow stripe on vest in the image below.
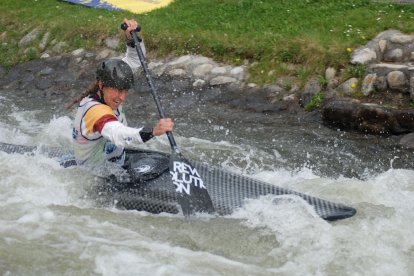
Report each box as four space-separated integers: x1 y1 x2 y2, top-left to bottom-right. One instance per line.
84 104 114 134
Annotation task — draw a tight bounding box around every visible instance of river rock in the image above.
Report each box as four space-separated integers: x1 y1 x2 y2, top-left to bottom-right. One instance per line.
193 64 214 77
384 48 403 62
379 39 387 53
192 79 206 87
151 65 166 76
71 48 85 57
350 48 377 65
327 78 339 90
374 76 388 92
168 55 192 67
39 67 54 76
362 73 377 96
39 32 50 51
300 78 322 107
148 61 163 70
187 56 212 66
261 84 282 93
335 78 358 96
410 76 414 99
325 67 336 81
211 66 227 75
52 42 67 54
18 28 40 47
230 66 245 79
168 68 186 77
390 34 414 44
85 52 94 59
210 76 237 86
350 30 402 65
387 71 407 91
0 32 6 41
104 37 120 50
283 94 297 102
40 53 50 59
399 132 414 149
96 49 115 60
369 63 409 76
323 100 414 135
168 55 212 71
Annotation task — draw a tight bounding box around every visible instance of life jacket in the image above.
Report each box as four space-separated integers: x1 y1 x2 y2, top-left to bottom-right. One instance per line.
72 97 127 168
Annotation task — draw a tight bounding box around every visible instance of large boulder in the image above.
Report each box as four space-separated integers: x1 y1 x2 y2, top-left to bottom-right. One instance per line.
322 99 414 135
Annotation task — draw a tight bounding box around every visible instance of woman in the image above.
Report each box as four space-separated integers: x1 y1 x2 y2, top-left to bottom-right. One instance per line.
68 19 174 180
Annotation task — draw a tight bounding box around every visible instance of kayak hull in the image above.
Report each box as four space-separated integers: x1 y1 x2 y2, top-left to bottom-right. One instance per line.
0 142 356 220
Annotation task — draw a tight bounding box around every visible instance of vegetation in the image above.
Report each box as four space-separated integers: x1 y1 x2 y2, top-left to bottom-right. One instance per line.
1 0 413 84
304 92 326 111
344 64 367 79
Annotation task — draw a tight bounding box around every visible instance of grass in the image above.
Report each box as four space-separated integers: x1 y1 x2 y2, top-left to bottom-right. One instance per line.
304 91 326 111
1 0 414 84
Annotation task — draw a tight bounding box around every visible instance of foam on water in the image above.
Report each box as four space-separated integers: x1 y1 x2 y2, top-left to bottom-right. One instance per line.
1 113 413 275
228 168 414 275
38 115 74 147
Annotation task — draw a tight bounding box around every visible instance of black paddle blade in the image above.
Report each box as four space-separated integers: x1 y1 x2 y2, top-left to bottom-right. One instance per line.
169 153 215 216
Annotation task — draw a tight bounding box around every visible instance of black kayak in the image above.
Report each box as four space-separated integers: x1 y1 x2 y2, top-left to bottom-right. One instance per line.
0 141 356 221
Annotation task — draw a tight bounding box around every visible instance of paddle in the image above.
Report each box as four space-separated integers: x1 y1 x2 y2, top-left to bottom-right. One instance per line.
121 23 215 216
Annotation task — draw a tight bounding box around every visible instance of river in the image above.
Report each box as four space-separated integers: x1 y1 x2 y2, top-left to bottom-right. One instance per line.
0 83 413 275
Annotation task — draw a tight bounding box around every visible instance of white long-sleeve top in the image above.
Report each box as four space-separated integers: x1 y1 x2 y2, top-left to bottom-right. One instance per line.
72 41 149 169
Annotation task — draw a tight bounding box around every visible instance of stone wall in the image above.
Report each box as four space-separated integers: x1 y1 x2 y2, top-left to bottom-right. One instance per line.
321 29 414 148
350 30 414 98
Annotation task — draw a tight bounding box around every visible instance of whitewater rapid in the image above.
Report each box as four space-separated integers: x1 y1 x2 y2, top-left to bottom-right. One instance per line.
0 95 413 275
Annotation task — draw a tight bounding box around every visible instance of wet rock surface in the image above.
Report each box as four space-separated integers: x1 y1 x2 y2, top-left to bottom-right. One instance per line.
1 43 414 150
322 100 414 135
0 49 302 115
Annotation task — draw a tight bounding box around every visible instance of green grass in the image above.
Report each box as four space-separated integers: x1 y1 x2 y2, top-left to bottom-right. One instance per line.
1 0 413 84
304 91 326 111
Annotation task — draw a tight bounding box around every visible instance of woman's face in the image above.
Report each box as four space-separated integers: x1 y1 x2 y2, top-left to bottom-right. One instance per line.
102 86 129 110
97 81 129 110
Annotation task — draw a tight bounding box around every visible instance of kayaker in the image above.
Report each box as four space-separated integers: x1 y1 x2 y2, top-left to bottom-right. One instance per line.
68 18 174 179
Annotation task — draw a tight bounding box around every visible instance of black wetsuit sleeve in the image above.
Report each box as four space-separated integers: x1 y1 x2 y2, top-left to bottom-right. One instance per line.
139 127 154 143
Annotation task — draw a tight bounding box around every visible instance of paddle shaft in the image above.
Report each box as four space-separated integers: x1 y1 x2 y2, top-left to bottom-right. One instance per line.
121 24 216 215
122 24 179 153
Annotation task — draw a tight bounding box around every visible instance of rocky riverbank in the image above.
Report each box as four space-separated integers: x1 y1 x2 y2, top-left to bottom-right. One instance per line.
1 28 414 149
321 29 414 148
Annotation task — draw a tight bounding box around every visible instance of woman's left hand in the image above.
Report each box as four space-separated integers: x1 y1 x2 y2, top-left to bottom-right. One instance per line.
123 18 138 40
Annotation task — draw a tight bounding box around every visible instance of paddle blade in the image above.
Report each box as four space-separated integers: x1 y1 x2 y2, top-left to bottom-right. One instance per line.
169 153 215 216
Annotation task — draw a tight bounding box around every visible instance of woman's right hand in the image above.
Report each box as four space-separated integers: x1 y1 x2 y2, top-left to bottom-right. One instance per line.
153 118 174 136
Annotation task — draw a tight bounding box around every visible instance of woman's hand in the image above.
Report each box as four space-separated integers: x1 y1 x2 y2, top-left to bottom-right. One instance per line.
153 118 174 136
123 18 138 40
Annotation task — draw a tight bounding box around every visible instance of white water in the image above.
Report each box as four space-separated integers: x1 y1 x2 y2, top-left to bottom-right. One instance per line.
1 107 413 275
